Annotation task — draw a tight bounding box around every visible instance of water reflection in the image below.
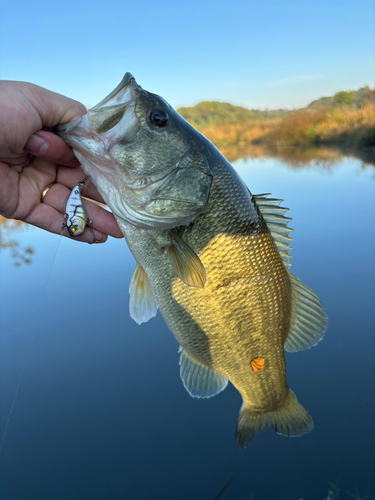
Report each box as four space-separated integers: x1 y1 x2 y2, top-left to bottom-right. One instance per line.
0 146 373 269
0 216 34 266
220 143 375 174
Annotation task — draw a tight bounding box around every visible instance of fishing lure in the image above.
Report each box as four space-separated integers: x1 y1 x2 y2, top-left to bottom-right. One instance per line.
63 176 100 243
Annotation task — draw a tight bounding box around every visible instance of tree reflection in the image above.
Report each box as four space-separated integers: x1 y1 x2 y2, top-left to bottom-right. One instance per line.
220 143 375 175
0 145 373 268
0 216 34 266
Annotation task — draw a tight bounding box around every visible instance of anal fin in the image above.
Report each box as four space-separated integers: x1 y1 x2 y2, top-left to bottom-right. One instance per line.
179 348 228 398
129 264 158 325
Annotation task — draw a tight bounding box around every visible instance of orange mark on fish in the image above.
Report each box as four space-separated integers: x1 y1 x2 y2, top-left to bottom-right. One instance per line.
140 280 144 289
250 357 264 372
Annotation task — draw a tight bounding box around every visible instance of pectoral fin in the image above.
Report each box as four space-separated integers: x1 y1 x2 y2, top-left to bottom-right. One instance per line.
179 348 228 398
129 264 158 325
165 233 206 288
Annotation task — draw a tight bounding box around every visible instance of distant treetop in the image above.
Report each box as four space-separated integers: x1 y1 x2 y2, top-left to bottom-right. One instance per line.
176 86 375 128
177 101 289 128
307 86 375 109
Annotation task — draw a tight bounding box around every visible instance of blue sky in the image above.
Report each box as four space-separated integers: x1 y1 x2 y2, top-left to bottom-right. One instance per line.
1 0 374 109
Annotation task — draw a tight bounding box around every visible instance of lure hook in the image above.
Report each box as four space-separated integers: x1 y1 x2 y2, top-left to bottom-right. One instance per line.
85 217 104 244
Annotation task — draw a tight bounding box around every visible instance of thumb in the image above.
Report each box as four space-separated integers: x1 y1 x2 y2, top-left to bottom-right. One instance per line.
0 81 86 158
25 82 87 129
24 129 81 167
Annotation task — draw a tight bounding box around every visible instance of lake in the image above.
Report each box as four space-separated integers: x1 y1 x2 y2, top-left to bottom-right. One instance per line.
0 149 374 500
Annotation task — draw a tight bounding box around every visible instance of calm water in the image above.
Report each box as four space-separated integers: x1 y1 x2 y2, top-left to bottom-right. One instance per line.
0 151 374 500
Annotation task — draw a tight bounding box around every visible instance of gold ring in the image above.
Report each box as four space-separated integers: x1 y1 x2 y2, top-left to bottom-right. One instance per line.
41 182 55 202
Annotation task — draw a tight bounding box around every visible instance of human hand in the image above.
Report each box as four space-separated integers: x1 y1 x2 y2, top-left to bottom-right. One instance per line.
0 81 123 243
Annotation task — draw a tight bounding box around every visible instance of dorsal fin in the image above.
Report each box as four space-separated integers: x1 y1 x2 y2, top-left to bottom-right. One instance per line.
253 194 294 269
253 194 327 352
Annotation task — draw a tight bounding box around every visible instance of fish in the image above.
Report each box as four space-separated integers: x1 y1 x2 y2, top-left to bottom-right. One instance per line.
55 73 328 448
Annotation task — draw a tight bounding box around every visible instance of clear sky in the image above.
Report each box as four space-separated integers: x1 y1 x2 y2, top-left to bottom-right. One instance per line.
1 0 374 109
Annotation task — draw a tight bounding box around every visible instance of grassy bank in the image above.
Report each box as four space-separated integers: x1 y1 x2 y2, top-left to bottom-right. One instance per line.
197 120 278 161
178 104 375 155
177 88 375 154
262 104 375 149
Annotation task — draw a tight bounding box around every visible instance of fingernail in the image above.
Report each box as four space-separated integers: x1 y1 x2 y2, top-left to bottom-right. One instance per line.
24 134 49 154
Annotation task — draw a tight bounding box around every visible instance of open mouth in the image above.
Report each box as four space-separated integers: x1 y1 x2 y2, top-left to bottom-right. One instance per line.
54 72 140 154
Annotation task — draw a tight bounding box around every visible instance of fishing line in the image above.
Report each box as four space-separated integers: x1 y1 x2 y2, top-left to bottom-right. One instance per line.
0 229 64 456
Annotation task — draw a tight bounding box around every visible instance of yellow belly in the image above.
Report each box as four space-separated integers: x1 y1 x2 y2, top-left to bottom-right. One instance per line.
170 228 291 411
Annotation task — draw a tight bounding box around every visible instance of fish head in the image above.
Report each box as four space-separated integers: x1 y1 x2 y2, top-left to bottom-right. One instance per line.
55 73 212 229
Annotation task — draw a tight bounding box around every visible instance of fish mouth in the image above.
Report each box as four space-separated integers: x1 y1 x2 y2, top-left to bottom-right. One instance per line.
90 72 136 109
54 72 140 154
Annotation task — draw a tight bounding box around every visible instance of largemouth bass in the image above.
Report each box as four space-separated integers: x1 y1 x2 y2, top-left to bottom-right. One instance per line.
55 73 327 448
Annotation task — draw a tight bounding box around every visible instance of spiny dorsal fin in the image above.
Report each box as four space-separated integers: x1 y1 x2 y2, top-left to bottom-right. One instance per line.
253 194 293 269
129 264 158 325
166 233 206 288
284 274 328 352
179 348 228 398
253 194 327 352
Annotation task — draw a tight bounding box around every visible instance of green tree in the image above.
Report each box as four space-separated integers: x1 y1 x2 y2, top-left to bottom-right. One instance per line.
333 90 355 106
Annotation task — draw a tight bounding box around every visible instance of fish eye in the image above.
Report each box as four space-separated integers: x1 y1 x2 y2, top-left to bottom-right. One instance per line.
149 109 169 128
71 227 77 233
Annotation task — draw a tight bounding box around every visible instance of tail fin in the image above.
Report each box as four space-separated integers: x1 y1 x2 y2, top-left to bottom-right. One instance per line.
235 390 313 449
